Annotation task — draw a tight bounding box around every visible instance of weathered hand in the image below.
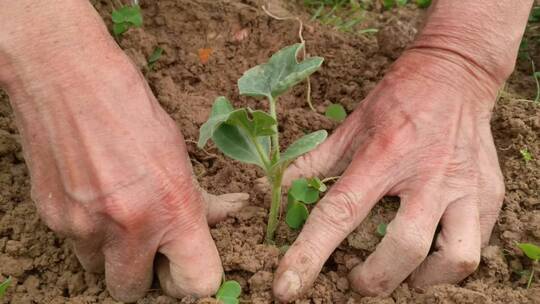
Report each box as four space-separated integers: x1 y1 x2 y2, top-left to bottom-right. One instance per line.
273 49 508 301
0 8 248 300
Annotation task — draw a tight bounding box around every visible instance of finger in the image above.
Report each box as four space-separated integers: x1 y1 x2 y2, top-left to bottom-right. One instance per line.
349 190 444 296
409 199 481 288
203 192 250 225
103 234 158 302
273 149 393 302
157 211 222 298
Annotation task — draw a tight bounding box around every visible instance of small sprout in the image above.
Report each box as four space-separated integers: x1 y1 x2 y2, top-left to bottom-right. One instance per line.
0 277 11 298
382 0 396 9
325 103 347 122
520 148 533 163
216 280 242 304
517 243 540 289
148 46 164 69
286 177 328 229
396 0 408 6
376 223 387 237
111 5 143 36
415 0 432 8
529 6 540 22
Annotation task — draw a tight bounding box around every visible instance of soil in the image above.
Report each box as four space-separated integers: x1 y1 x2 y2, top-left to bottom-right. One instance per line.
1 0 539 303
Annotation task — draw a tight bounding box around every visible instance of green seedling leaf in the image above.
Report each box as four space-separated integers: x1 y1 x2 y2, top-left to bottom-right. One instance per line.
289 178 319 204
520 148 533 163
415 0 432 8
199 97 277 151
396 0 408 6
307 177 327 192
382 0 395 9
325 103 347 122
0 277 11 298
113 22 131 35
216 280 242 304
238 43 324 99
112 6 143 26
376 223 387 237
279 130 327 165
517 243 540 261
148 46 164 67
213 124 270 168
286 201 309 229
111 5 143 35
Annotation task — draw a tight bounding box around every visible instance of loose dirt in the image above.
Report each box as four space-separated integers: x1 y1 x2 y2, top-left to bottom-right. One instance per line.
1 1 539 303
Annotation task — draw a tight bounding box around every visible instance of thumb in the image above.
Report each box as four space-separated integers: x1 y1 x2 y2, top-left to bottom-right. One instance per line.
157 192 223 298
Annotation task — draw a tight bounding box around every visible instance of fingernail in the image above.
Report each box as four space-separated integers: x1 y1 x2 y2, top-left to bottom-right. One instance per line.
274 270 301 301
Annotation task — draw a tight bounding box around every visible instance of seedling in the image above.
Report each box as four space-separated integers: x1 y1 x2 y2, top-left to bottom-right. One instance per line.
147 46 163 69
216 280 241 304
415 0 432 8
111 5 143 36
517 243 540 288
376 222 387 236
0 277 11 298
520 148 533 163
198 44 326 243
325 103 347 122
286 177 328 229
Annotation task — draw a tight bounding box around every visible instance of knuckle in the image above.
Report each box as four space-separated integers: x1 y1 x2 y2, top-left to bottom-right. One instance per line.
388 227 431 264
448 251 480 275
316 190 360 233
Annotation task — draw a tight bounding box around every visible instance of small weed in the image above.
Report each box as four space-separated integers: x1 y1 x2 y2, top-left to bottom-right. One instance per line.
520 148 533 163
415 0 431 9
147 46 163 69
0 277 11 298
325 103 347 122
216 280 242 304
376 222 387 236
111 5 143 36
198 44 326 243
286 177 328 229
517 243 540 289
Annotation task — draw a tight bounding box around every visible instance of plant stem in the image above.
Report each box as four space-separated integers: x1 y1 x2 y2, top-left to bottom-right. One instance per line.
269 96 280 161
265 170 283 244
527 261 537 289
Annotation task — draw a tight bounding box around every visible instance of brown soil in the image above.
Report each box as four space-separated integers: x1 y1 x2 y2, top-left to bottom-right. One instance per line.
1 1 539 303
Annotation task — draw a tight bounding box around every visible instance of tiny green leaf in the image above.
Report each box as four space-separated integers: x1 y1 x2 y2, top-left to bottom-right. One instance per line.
112 6 143 26
376 223 387 237
286 201 309 229
0 277 11 298
325 103 347 122
415 0 432 8
529 6 540 22
216 280 242 304
396 0 408 6
279 130 327 165
198 97 235 148
113 22 130 35
238 43 324 99
148 46 164 67
517 243 540 261
290 178 319 204
382 0 395 9
307 177 327 192
520 148 533 163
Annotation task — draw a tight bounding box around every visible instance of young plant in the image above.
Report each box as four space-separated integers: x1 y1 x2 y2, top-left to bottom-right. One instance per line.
376 222 387 236
0 277 11 298
111 5 143 36
286 177 328 229
520 148 533 163
216 280 242 304
517 243 540 288
198 43 326 243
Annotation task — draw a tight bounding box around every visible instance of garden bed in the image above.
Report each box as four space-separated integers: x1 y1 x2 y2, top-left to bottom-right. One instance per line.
0 0 539 303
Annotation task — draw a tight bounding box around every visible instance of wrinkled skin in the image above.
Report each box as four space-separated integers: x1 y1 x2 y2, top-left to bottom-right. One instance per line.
272 49 504 300
270 1 534 300
0 1 248 302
